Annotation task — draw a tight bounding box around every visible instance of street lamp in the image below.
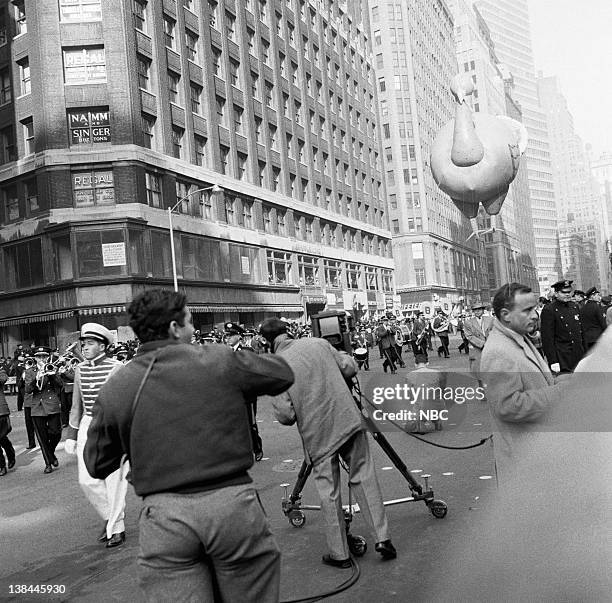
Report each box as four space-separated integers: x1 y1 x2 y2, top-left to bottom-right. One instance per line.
168 184 222 292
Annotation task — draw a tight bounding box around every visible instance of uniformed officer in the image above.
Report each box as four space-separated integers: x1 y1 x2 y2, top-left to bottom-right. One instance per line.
579 287 606 350
540 280 585 373
224 322 264 461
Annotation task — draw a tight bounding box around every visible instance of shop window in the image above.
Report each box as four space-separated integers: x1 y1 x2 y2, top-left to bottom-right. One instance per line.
267 250 291 284
75 229 127 277
150 231 172 277
51 234 73 281
181 235 222 281
4 238 43 289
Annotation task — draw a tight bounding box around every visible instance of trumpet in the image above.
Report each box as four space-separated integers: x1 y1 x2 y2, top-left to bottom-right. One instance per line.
24 358 36 369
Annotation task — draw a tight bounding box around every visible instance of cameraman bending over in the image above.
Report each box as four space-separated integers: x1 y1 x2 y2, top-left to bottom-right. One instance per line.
260 318 396 568
85 290 294 603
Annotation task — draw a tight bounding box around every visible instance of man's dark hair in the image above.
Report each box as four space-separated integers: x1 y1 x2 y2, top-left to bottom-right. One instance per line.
492 283 532 319
128 289 187 343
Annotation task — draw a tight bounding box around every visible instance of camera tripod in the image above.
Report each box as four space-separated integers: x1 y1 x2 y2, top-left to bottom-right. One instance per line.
280 382 448 556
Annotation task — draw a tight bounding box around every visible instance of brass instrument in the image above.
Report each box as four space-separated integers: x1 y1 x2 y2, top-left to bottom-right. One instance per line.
24 358 36 369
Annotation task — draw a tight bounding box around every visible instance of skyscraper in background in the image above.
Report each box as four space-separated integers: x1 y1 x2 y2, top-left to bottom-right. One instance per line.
449 0 538 295
366 0 484 318
537 74 607 291
474 0 561 293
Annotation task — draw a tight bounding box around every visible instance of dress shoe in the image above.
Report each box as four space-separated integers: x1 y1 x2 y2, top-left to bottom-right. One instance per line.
375 540 397 560
26 444 36 449
51 457 59 468
106 532 126 548
322 554 351 569
0 467 7 476
383 365 388 373
43 465 54 474
254 451 264 462
8 459 15 469
98 524 108 542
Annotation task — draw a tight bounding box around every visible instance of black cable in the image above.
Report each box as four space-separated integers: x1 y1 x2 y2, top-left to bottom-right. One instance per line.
353 377 493 451
280 557 361 603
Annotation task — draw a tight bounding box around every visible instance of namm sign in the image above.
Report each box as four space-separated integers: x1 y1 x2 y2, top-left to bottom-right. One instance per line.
68 108 111 144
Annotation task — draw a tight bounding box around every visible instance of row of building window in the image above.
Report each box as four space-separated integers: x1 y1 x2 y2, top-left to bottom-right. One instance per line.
0 228 393 293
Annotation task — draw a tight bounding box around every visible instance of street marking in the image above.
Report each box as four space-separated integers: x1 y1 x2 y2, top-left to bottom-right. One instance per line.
442 472 454 476
283 459 293 463
479 475 493 480
381 466 393 471
410 469 422 473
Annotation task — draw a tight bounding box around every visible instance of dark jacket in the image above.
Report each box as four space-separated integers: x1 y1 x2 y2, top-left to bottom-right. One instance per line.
24 368 63 416
84 340 294 497
0 369 9 416
579 300 606 345
540 300 585 372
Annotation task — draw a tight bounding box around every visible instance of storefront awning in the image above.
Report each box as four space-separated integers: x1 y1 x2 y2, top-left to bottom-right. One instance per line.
303 296 327 304
188 304 303 314
78 306 126 316
0 310 76 327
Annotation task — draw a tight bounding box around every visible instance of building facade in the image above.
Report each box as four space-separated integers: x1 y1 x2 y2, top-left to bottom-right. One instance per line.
366 0 483 319
450 0 537 297
590 150 612 289
474 0 561 292
537 74 608 292
0 0 394 353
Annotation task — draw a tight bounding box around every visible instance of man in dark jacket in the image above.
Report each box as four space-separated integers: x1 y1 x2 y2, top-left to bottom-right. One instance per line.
0 366 15 476
85 289 294 603
540 280 585 373
579 287 606 350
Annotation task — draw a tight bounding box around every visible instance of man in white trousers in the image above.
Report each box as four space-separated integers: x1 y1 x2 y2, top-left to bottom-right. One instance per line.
64 323 128 548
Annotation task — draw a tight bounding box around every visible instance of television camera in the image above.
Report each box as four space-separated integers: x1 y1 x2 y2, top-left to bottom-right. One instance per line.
310 310 354 354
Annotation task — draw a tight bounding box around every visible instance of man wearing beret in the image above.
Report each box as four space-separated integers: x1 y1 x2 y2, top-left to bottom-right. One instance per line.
64 323 128 548
540 280 585 373
85 290 294 602
579 287 606 350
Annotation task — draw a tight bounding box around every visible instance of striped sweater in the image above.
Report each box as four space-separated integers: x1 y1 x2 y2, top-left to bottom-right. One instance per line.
68 354 122 436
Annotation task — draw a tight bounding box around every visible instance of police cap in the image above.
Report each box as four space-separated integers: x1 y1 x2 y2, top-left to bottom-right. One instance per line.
224 322 245 336
585 286 599 298
33 346 52 356
551 280 573 292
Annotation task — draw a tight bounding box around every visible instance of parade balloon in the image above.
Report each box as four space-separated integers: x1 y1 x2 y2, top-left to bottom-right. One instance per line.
430 74 528 218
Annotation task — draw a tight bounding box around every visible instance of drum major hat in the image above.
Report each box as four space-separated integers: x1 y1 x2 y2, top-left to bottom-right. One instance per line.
80 323 115 345
224 322 245 336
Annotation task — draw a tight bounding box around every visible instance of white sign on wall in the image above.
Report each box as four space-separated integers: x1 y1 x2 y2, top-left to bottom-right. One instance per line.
102 242 127 267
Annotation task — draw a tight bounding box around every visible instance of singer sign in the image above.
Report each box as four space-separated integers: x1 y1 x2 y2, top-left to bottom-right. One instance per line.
68 108 111 144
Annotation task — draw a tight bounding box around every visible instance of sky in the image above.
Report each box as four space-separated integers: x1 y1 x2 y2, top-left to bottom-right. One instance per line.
528 0 612 158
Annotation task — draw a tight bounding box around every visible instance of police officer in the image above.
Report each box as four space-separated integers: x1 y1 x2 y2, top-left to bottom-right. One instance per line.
579 287 606 350
540 280 585 373
225 322 264 461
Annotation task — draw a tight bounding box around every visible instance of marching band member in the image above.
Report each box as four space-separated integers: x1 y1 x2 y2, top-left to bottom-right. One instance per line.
351 328 369 371
24 346 64 473
410 311 429 361
64 323 129 548
432 309 451 358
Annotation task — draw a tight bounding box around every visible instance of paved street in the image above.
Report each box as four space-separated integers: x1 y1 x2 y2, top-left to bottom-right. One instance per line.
0 338 498 602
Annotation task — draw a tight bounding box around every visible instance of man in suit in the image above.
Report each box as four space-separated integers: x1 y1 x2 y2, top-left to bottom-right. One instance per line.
463 303 494 379
480 283 567 486
579 286 606 350
540 280 585 373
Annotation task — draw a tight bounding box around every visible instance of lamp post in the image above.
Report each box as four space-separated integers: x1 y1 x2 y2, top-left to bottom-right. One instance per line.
168 184 222 292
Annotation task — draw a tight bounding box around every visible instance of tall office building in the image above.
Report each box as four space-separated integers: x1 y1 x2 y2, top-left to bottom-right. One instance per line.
588 150 612 290
474 0 561 292
0 0 393 352
450 0 538 295
537 74 607 290
366 0 484 318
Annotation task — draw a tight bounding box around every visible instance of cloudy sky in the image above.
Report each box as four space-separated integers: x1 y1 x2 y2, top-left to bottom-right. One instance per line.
528 0 612 157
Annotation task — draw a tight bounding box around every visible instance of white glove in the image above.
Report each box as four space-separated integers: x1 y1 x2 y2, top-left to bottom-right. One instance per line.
550 363 560 373
64 439 77 455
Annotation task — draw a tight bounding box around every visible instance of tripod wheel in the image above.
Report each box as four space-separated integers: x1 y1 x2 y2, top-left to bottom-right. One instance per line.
430 500 448 519
288 510 306 528
347 534 367 556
